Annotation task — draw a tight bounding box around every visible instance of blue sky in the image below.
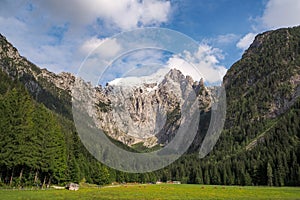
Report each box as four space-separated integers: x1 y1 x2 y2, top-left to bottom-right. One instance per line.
0 0 300 83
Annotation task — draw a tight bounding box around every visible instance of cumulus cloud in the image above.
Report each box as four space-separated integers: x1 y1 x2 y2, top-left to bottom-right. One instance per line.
236 33 256 50
33 0 171 31
0 0 172 73
261 0 300 29
167 45 227 84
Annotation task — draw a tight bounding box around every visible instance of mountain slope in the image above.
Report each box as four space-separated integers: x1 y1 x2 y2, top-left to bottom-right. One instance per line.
0 34 72 119
167 26 300 186
144 26 300 186
223 26 300 149
0 35 112 186
0 26 300 186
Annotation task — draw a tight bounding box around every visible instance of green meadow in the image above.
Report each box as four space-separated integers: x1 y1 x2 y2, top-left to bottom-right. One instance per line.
0 184 299 200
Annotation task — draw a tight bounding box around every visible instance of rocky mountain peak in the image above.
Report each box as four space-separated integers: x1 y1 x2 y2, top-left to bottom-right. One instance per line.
164 68 185 80
162 68 197 86
0 35 21 61
88 68 211 147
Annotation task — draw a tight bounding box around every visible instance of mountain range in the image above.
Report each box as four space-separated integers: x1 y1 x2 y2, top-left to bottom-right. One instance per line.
0 26 299 186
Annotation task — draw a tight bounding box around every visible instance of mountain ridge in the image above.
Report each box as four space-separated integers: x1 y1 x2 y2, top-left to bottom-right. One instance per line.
1 34 212 147
0 26 300 186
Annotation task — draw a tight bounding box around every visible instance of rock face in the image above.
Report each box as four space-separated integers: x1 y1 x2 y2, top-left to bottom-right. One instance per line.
0 34 212 148
78 69 212 147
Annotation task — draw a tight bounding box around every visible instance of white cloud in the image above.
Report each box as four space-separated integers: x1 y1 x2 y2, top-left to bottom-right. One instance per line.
236 0 300 53
0 1 172 74
167 44 227 84
80 37 122 59
236 33 256 50
0 15 77 72
261 0 300 29
167 56 202 80
92 44 227 85
33 0 171 31
80 37 104 55
107 44 227 86
140 0 171 26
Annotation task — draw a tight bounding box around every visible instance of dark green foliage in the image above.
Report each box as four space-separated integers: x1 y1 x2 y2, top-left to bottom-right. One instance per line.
0 70 112 187
0 87 35 186
32 104 67 184
0 77 67 186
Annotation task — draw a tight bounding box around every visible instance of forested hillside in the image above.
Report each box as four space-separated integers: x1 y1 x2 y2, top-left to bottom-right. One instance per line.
155 26 300 186
0 35 112 186
0 26 300 187
0 69 111 187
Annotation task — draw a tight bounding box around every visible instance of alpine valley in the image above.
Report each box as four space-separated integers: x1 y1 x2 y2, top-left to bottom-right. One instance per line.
0 26 300 187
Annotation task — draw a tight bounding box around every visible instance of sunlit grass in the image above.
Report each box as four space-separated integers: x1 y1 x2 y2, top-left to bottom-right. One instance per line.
0 184 299 200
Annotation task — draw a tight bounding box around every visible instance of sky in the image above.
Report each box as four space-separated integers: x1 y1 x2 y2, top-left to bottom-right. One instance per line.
0 0 300 84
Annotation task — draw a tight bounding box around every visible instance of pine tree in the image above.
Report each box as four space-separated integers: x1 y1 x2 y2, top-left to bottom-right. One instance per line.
243 172 252 186
267 162 273 186
195 168 203 184
203 167 210 185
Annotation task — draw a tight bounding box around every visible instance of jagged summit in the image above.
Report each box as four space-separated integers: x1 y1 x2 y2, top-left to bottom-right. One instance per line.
165 68 185 80
93 67 210 147
107 67 202 90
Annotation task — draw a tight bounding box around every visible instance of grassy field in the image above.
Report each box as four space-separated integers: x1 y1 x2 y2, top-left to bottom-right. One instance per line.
0 184 299 200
